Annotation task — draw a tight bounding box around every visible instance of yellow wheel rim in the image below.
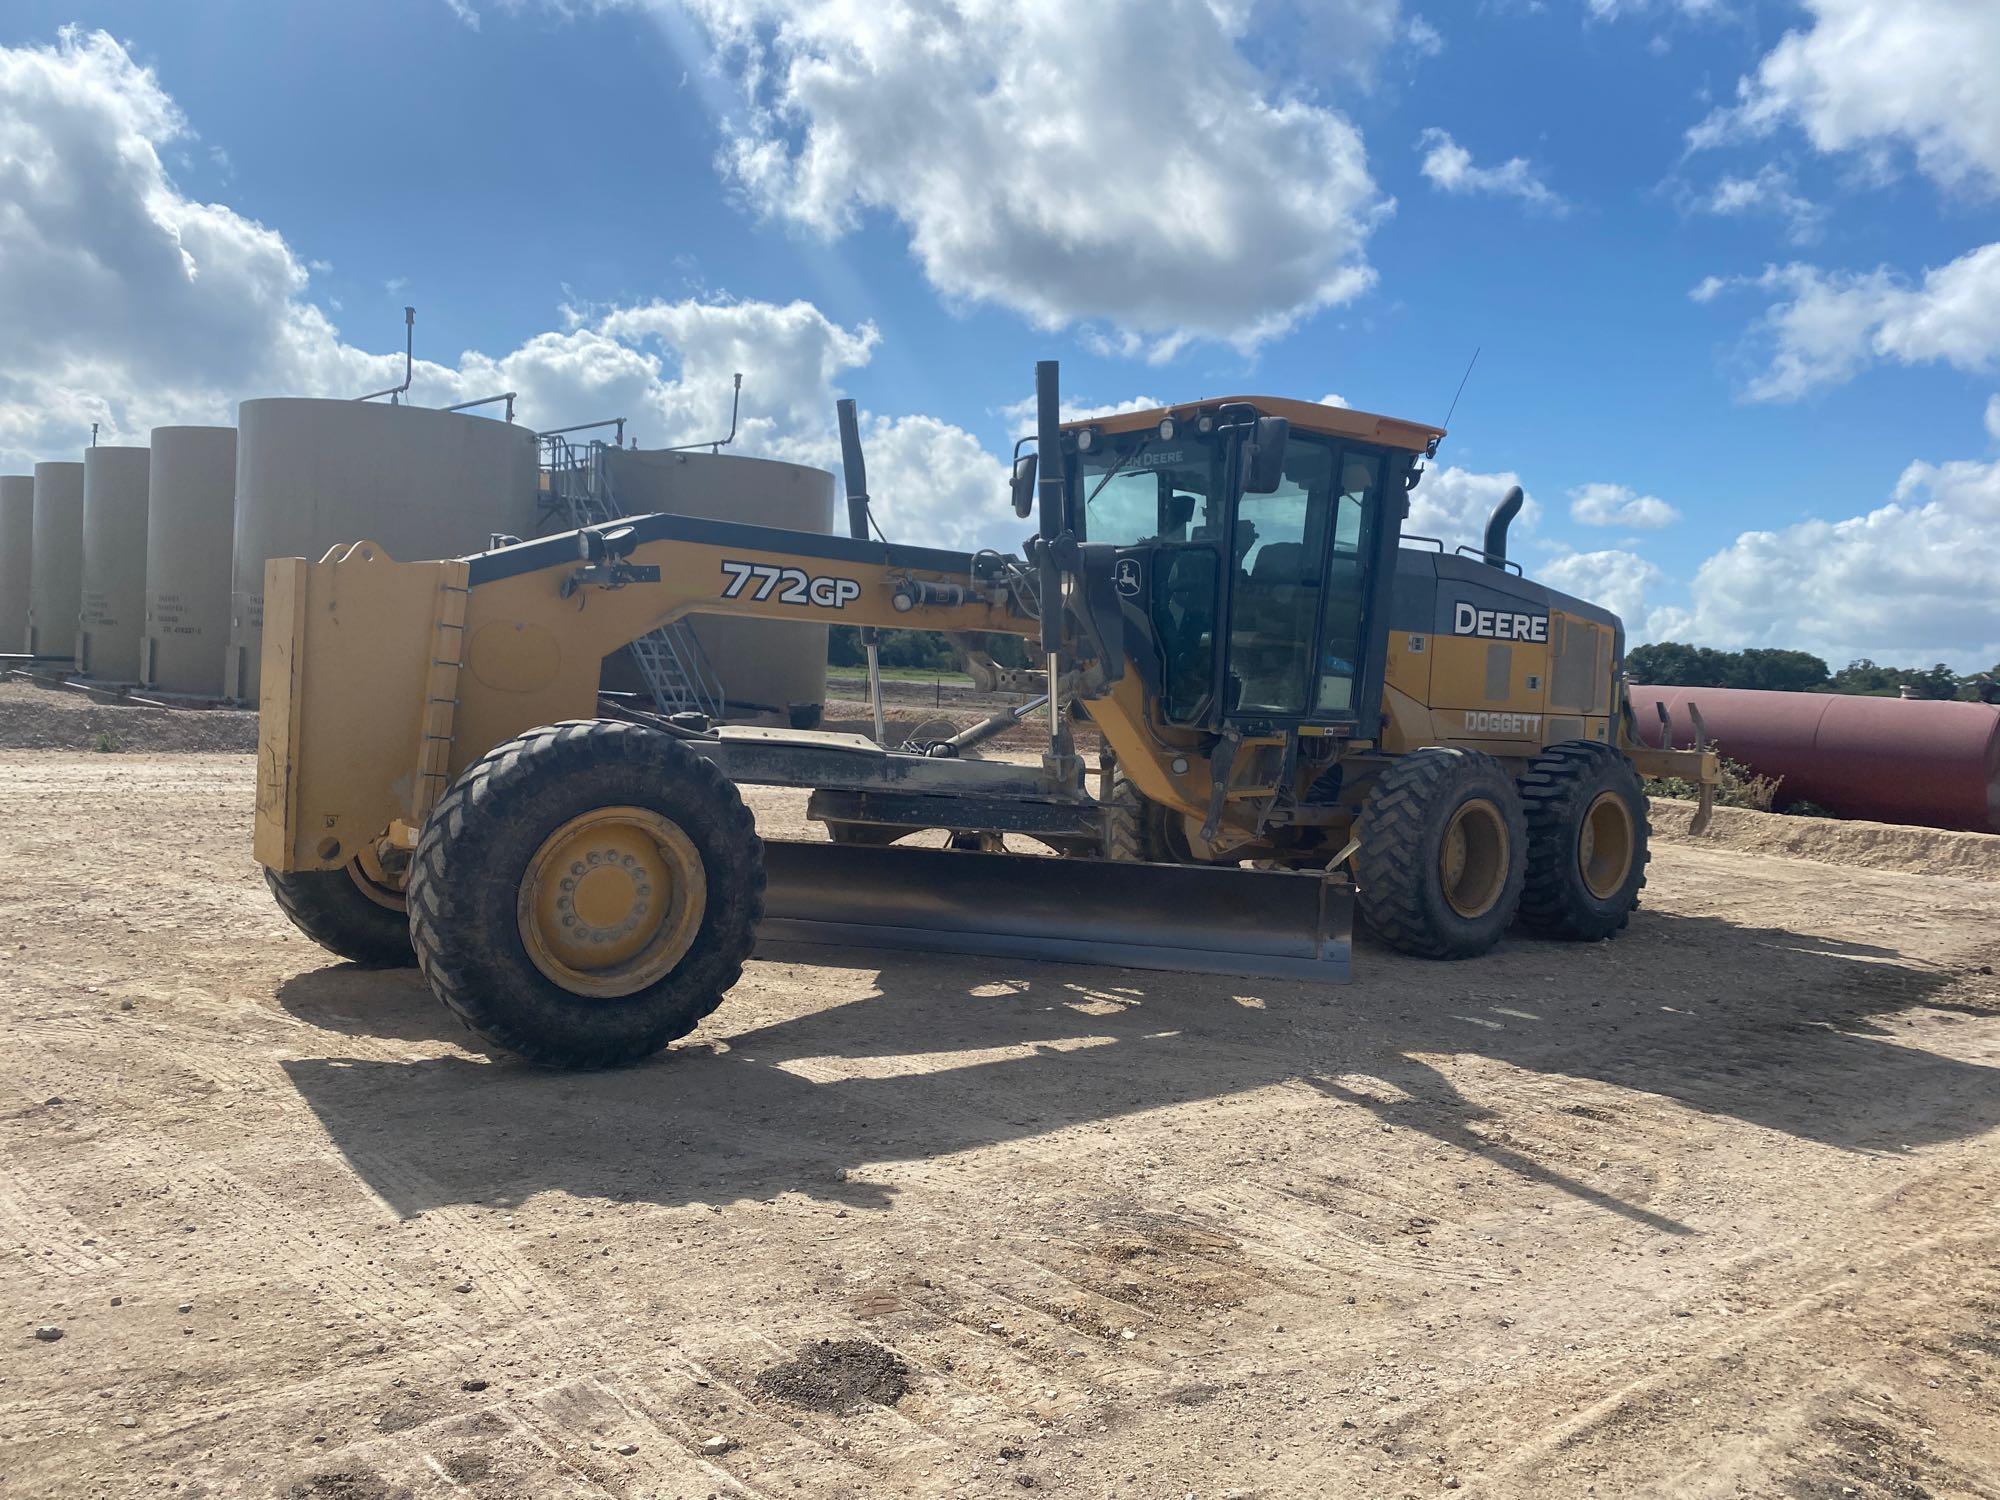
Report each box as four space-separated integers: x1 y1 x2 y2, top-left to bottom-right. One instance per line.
1440 798 1508 919
1578 791 1636 901
516 807 706 999
348 846 406 913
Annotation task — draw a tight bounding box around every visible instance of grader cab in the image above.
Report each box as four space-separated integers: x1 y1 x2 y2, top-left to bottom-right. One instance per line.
255 360 1717 1067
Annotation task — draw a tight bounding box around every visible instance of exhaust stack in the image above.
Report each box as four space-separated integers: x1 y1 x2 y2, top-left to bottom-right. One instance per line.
1482 485 1523 568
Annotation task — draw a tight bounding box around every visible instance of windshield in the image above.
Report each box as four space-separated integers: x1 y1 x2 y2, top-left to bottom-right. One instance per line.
1077 435 1224 546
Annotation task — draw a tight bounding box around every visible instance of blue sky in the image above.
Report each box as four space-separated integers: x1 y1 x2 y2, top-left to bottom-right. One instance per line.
2 1 1997 667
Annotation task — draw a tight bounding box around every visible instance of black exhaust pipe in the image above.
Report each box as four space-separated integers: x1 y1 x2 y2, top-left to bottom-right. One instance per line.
835 398 869 541
1483 485 1524 568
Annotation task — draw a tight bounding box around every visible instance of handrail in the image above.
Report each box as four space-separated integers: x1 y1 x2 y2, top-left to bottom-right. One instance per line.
444 391 517 422
537 417 626 446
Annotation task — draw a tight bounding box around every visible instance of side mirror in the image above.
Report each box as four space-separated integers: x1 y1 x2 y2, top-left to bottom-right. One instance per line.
1240 416 1290 494
1010 452 1039 519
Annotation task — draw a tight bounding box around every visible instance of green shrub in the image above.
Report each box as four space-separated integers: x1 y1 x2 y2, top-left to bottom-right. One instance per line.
1643 754 1779 812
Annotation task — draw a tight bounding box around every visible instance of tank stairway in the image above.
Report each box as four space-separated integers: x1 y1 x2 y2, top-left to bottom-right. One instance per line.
538 434 726 720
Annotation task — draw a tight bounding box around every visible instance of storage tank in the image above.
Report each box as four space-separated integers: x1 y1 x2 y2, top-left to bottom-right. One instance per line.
0 475 31 653
143 426 237 696
1632 683 2000 834
229 399 538 703
600 447 836 721
27 461 84 663
79 446 151 681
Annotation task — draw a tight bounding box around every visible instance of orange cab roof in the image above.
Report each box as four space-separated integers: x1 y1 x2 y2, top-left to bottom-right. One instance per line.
1068 396 1443 456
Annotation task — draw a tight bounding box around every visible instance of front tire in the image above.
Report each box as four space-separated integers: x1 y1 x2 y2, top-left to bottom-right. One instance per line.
1517 742 1649 940
408 719 763 1068
1104 772 1194 863
265 860 416 968
1354 749 1527 959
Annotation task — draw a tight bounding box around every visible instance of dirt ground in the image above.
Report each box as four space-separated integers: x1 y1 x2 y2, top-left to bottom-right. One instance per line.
4 743 2000 1500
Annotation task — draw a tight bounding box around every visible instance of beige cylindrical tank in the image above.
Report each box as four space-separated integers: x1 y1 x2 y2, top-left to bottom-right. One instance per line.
143 426 237 696
79 446 151 681
228 399 538 703
28 461 85 662
600 448 836 721
0 475 31 654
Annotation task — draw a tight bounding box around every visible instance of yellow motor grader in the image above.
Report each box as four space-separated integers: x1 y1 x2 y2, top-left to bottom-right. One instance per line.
255 360 1716 1066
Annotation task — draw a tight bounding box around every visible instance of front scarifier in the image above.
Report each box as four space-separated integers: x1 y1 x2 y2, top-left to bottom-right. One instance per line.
406 720 764 1067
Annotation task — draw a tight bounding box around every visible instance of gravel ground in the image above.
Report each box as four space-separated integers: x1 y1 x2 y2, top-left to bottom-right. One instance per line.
2 748 1998 1499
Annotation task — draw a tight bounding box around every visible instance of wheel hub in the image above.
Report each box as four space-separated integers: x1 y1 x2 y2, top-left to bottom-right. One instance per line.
1578 791 1636 900
1440 798 1508 919
518 807 706 998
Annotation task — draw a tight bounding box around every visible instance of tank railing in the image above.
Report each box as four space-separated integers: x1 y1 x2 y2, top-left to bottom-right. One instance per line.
444 391 517 422
539 441 727 721
536 417 627 447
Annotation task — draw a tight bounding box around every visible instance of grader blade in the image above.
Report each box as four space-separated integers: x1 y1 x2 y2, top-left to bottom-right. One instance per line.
756 841 1352 983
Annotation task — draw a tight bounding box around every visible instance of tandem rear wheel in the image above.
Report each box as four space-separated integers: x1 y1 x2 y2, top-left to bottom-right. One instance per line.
406 719 766 1068
1354 748 1528 959
1516 741 1649 940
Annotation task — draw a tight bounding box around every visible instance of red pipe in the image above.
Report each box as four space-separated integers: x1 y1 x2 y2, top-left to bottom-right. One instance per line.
1629 684 2000 834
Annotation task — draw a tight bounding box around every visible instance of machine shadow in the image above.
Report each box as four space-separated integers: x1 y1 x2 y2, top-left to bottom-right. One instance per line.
278 908 1997 1225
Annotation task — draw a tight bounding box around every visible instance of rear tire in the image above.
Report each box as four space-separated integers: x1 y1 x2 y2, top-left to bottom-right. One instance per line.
1354 748 1526 959
408 719 764 1068
1517 742 1649 940
265 862 416 968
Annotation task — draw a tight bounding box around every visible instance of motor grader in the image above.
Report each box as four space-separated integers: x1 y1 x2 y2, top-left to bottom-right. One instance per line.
255 360 1716 1067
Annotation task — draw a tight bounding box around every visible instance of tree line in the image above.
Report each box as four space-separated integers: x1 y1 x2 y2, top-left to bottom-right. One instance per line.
1626 642 1999 702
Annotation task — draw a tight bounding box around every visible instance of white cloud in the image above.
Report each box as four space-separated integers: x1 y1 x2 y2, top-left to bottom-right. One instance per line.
1585 0 1722 17
1694 242 2000 400
1318 393 1352 409
1666 451 2000 669
1568 481 1680 529
1699 163 1823 244
999 395 1166 441
858 414 1014 553
1404 15 1444 56
1537 549 1665 633
1688 0 2000 193
664 0 1391 356
1405 465 1538 552
1416 128 1565 212
0 29 1017 555
1987 394 2000 443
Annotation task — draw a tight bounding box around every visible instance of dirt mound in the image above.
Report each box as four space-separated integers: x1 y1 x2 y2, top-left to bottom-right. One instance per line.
1650 796 2000 882
754 1338 911 1413
0 678 257 754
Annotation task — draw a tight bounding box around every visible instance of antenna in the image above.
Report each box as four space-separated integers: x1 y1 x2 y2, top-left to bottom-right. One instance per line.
1442 346 1480 433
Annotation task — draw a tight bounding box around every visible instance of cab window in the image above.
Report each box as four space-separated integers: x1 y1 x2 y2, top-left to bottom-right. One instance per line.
1226 439 1334 717
1316 452 1379 714
1078 438 1221 546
